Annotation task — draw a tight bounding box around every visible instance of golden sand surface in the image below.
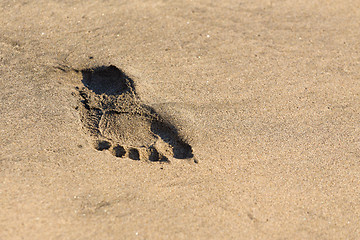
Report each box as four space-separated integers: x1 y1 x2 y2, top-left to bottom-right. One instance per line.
1 0 359 239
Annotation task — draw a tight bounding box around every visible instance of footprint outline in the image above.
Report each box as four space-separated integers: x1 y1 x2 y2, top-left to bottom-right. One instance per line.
75 65 195 162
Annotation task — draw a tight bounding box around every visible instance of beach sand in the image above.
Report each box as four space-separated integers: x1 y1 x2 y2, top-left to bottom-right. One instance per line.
1 0 359 239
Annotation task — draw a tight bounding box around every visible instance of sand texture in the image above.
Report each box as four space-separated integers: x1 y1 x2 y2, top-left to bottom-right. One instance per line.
1 0 360 239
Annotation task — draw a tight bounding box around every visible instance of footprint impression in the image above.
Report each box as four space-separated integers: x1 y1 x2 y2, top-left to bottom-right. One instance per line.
76 65 194 162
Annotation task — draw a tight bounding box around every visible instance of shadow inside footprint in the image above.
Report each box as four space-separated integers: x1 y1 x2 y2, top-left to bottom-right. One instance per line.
128 148 140 160
111 145 126 158
77 65 195 162
81 65 136 96
150 120 193 159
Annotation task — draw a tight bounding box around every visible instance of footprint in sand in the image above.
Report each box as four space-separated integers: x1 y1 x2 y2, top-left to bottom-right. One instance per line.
75 65 194 162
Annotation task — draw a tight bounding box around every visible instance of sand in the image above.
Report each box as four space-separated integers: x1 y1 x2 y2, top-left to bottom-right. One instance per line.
1 0 359 239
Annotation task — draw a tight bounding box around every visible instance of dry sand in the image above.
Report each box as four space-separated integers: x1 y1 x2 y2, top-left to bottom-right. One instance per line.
1 0 360 239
